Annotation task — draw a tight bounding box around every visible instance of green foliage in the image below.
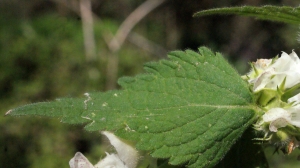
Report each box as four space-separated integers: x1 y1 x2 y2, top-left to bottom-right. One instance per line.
194 5 300 25
8 47 258 167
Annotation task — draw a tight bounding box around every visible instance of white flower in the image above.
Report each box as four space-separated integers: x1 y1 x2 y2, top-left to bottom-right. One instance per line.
288 93 300 105
69 152 94 168
101 132 138 168
261 93 300 132
95 153 128 168
69 131 139 168
262 108 291 132
69 152 128 168
248 59 272 77
247 51 300 92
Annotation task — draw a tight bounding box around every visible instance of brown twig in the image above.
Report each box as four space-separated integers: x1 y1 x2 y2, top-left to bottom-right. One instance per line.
109 0 166 53
79 0 97 62
51 0 167 90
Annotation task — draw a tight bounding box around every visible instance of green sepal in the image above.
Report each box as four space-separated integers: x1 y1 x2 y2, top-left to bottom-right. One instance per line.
255 89 278 107
283 125 300 137
282 83 300 102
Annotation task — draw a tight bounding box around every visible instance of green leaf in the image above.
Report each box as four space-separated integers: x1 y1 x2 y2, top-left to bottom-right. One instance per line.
194 5 300 25
7 47 258 168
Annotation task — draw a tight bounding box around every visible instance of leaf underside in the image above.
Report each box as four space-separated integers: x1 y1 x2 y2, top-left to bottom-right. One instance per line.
194 5 300 25
8 47 256 168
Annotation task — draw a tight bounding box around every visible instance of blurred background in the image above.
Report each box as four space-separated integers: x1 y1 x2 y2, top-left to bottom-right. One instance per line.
1 0 300 167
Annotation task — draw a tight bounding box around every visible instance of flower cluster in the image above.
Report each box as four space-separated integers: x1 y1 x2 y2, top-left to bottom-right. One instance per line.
69 131 139 168
244 51 300 154
246 51 300 92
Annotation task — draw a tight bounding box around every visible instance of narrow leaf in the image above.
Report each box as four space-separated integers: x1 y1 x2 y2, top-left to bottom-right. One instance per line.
194 6 300 25
7 47 258 168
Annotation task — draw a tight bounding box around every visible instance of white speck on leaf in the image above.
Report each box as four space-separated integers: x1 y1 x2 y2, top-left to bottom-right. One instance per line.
125 124 135 132
84 93 92 109
102 102 108 107
5 110 12 115
81 116 91 120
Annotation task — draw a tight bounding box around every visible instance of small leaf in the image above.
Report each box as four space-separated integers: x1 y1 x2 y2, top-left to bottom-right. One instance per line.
7 47 258 168
194 6 300 25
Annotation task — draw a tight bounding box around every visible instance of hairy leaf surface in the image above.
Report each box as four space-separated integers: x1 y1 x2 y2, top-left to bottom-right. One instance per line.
8 47 257 168
194 6 300 25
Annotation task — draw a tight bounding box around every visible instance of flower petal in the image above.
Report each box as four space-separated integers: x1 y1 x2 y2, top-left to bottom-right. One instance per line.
94 153 127 168
102 131 139 168
289 105 300 127
289 51 300 64
269 118 289 132
255 59 272 69
263 108 291 132
288 93 300 105
253 71 272 91
247 51 300 92
263 108 290 122
69 152 94 168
